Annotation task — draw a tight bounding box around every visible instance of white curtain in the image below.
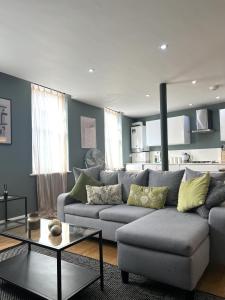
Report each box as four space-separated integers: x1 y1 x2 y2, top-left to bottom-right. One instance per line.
31 84 69 216
104 108 123 170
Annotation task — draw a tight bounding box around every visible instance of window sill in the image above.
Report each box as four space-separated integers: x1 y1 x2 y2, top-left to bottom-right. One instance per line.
29 171 72 176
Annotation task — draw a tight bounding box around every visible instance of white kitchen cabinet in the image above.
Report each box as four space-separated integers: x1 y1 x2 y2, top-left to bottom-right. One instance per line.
146 120 161 146
169 164 180 171
220 109 225 141
181 164 222 172
131 126 147 152
168 116 190 145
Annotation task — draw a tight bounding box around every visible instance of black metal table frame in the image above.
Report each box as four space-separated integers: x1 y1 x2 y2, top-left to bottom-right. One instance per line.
0 195 27 223
0 227 104 300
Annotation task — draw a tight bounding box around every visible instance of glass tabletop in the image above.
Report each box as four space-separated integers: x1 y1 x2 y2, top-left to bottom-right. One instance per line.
0 218 100 251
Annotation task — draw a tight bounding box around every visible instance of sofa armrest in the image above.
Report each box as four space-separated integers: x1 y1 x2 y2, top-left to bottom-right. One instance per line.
57 193 75 222
209 207 225 265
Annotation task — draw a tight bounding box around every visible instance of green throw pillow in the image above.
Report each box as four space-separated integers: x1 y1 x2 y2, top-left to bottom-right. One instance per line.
69 172 103 203
177 172 210 212
127 184 169 209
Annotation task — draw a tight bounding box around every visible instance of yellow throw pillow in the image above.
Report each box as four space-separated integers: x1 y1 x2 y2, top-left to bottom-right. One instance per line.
177 172 210 212
127 184 168 209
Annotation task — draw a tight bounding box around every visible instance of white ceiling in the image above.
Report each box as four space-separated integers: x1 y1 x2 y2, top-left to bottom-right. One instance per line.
0 0 225 117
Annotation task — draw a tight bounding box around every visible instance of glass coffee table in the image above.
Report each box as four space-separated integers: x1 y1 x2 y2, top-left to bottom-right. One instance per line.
0 218 104 300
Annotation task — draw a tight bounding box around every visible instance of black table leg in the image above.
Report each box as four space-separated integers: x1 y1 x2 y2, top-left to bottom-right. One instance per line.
57 251 62 300
25 197 27 218
99 231 104 291
4 197 7 223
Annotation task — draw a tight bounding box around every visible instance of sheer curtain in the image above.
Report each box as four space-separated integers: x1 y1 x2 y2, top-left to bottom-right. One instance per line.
31 84 69 216
104 108 123 170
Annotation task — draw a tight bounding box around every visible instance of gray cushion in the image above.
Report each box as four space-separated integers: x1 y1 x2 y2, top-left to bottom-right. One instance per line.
118 170 149 202
116 207 209 257
148 169 185 206
73 165 103 182
64 203 112 219
185 168 225 185
185 168 225 217
99 204 154 223
100 170 118 185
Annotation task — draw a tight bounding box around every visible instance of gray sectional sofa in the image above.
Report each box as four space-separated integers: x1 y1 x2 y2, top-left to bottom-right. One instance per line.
57 168 225 292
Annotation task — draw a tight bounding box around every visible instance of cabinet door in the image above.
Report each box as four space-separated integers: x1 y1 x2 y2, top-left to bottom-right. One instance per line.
220 109 225 141
168 116 190 145
146 120 161 146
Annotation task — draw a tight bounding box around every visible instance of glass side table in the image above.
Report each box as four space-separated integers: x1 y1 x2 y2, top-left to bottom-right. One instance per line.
0 195 27 223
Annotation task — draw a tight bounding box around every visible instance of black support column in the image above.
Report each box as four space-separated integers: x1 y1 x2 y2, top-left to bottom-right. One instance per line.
160 83 169 171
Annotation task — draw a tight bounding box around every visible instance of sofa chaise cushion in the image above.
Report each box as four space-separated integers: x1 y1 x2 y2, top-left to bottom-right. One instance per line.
64 203 112 219
116 207 209 257
99 204 154 224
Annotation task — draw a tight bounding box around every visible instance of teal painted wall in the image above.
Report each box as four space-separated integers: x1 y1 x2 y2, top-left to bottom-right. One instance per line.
134 102 225 151
0 72 36 219
0 72 132 219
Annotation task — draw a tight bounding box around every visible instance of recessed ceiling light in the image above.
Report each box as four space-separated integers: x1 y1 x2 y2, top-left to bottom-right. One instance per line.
191 80 197 85
145 94 150 97
189 103 193 106
160 43 168 51
216 96 220 100
88 68 95 73
209 85 219 91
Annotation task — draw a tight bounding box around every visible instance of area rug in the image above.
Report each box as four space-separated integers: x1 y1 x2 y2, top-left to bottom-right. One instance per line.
0 245 221 300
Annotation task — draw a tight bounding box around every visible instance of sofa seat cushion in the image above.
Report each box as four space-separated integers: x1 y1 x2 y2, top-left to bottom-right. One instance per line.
99 204 154 224
116 207 209 257
64 203 112 219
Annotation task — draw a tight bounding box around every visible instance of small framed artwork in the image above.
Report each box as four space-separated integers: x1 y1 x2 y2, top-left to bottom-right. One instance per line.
0 98 11 144
81 116 96 148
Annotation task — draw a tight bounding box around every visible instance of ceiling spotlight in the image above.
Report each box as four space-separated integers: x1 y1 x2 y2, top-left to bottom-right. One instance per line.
145 94 150 97
209 85 219 91
88 68 95 73
216 96 220 100
192 80 197 85
189 103 193 107
160 43 168 50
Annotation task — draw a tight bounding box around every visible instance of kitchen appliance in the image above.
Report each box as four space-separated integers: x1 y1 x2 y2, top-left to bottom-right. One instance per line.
131 125 148 152
192 109 213 133
131 152 150 163
181 152 190 163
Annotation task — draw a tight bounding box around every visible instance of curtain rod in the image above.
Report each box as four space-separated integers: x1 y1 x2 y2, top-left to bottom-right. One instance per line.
31 82 66 95
105 107 122 114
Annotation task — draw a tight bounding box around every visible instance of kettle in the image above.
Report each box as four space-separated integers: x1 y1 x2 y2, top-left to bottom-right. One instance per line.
181 152 190 163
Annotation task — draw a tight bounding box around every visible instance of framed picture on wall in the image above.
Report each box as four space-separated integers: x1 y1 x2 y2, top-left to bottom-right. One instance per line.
81 116 96 148
0 98 11 144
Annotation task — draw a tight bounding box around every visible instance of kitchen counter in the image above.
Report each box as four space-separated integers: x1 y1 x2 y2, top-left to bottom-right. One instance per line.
126 162 225 172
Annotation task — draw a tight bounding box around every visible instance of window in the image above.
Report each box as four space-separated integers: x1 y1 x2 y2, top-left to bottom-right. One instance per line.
31 84 69 174
104 108 123 170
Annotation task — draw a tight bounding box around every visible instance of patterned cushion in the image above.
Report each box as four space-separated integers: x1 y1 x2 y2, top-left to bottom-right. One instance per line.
148 169 185 206
86 184 122 205
73 165 103 182
118 170 149 202
127 184 168 209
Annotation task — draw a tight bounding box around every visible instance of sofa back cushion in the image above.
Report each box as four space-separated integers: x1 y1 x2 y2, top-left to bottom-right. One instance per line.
100 170 118 185
148 169 185 206
185 167 225 186
118 169 149 202
73 165 103 182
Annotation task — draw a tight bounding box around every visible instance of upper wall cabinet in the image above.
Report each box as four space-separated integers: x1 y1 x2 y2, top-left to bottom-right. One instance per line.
146 119 161 146
146 115 190 146
220 109 225 141
168 116 190 145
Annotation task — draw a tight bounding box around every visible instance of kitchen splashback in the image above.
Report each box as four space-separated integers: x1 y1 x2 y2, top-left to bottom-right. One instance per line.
150 148 221 163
